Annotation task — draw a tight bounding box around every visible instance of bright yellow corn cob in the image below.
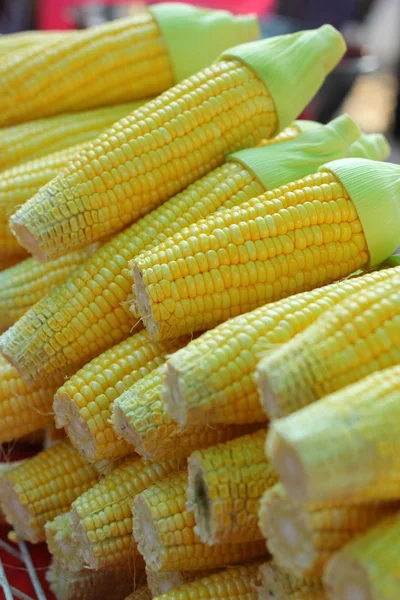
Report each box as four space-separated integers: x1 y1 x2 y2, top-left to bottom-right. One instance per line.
0 143 90 263
258 266 400 420
125 588 153 600
259 483 398 578
324 512 400 600
112 364 259 461
133 170 374 340
133 470 266 571
0 122 361 384
267 365 400 504
0 6 260 127
45 512 82 572
0 16 172 126
70 455 180 569
12 63 275 259
0 355 57 443
0 102 146 172
146 568 219 597
187 429 276 545
149 564 260 599
0 248 94 332
46 558 144 600
0 440 99 542
53 331 188 463
162 268 397 427
9 26 346 260
258 562 327 600
0 30 75 56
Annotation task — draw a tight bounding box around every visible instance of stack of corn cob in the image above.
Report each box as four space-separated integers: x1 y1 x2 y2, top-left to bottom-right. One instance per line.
0 4 399 599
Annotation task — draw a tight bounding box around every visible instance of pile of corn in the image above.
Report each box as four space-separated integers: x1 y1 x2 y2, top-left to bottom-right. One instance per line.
0 4 399 599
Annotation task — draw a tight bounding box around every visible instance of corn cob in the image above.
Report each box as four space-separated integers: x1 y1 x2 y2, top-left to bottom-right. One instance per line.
267 365 400 505
0 117 372 387
163 268 397 427
0 143 88 263
133 159 400 340
130 118 389 319
0 461 24 524
0 5 259 127
0 248 94 332
257 562 327 600
46 558 144 600
259 483 398 578
112 364 259 461
70 455 180 569
0 440 99 542
45 512 82 572
149 564 260 599
10 26 345 260
0 101 147 173
258 266 400 421
187 429 276 545
324 512 400 600
146 568 219 597
133 470 266 571
0 30 75 56
0 355 58 443
0 122 367 388
125 588 153 600
53 331 188 463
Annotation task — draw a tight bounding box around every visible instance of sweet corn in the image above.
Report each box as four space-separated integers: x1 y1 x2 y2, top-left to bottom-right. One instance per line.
259 483 398 578
112 364 258 461
187 429 276 544
10 26 345 260
53 331 188 463
163 268 397 427
133 159 400 340
46 558 144 600
0 30 75 55
1 123 373 386
0 355 57 443
0 142 92 262
0 248 93 332
150 565 260 599
0 4 258 126
45 512 82 572
258 266 400 420
0 102 147 172
267 365 400 504
70 455 180 569
0 440 99 542
324 513 400 600
257 562 326 600
146 568 219 597
133 470 266 571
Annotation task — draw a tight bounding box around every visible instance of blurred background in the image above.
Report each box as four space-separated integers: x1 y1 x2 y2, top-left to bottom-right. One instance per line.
1 0 400 161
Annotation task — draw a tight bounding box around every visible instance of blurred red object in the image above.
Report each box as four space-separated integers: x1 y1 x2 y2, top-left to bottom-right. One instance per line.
146 0 275 15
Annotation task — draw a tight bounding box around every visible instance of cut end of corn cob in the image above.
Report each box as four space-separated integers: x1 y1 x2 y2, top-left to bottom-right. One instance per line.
257 562 326 600
53 392 97 463
69 508 98 570
112 399 141 451
45 512 82 572
0 476 34 540
259 485 318 577
324 558 372 600
187 454 213 543
265 426 307 502
133 492 163 571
